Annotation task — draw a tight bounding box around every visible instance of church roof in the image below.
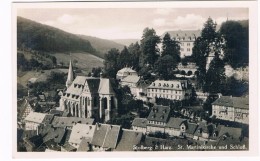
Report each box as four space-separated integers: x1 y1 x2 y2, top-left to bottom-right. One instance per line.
98 78 116 95
86 78 100 93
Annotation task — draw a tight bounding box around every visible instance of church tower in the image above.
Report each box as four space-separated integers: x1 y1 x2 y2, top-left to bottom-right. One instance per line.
66 59 74 88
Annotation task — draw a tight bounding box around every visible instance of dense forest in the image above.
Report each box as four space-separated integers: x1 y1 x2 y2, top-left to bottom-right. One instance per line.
17 17 95 53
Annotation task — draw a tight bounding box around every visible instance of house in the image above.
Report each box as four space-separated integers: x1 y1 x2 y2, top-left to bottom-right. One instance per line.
146 105 171 134
183 122 199 139
61 142 77 152
77 138 91 152
193 121 216 141
49 109 64 116
17 98 34 121
164 30 201 58
45 139 61 152
68 123 96 149
165 117 187 137
115 129 143 151
133 78 151 100
116 67 138 80
24 112 54 131
41 127 67 145
23 135 44 152
147 80 191 101
212 96 249 124
90 124 121 151
51 116 94 129
132 118 148 134
120 75 140 96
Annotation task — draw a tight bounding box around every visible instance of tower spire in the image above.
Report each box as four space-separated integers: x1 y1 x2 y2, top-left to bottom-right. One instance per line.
66 55 74 88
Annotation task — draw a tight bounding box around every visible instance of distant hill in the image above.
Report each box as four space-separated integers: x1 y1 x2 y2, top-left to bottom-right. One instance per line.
111 39 140 47
17 16 95 54
79 35 125 58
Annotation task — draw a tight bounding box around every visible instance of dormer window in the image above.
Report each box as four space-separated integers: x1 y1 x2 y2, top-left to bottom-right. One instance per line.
171 84 174 88
153 83 155 86
160 115 164 119
158 83 161 87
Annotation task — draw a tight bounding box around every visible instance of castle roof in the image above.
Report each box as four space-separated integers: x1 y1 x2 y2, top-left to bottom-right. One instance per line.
163 30 201 41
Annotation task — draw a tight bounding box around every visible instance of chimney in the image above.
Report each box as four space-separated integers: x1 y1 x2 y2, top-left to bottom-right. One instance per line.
100 72 103 78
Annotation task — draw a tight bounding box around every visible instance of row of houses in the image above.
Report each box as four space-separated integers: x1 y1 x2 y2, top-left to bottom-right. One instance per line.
132 105 245 143
21 111 144 152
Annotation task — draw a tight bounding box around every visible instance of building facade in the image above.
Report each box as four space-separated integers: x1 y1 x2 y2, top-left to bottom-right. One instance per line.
116 67 138 80
164 30 201 58
147 80 191 101
212 96 249 124
59 61 118 122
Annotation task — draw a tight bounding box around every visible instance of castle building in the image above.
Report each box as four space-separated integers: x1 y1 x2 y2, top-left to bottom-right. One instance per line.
59 61 118 122
163 30 201 58
147 80 192 101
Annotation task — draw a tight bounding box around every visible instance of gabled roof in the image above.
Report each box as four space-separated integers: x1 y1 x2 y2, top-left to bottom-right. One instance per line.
24 112 54 124
91 124 121 149
86 78 100 93
115 129 143 151
98 78 115 95
45 139 61 151
42 127 66 144
148 80 188 90
117 67 137 75
17 98 33 119
185 122 198 135
77 138 91 152
68 124 96 145
121 75 140 84
132 118 148 128
102 125 121 149
166 117 187 129
147 105 171 123
62 142 77 152
163 30 201 40
218 126 242 139
212 96 249 109
51 116 94 128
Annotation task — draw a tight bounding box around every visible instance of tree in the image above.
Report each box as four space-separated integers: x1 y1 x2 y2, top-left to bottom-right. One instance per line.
219 20 249 68
128 42 142 71
161 32 181 63
204 55 226 93
140 28 161 67
103 48 120 78
154 55 176 80
117 46 131 69
192 17 220 90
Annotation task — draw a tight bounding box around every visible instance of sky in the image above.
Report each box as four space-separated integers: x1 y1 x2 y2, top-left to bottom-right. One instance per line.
17 8 248 40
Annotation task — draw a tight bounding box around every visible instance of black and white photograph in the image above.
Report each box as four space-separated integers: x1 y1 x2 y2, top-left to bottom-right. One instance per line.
11 1 258 158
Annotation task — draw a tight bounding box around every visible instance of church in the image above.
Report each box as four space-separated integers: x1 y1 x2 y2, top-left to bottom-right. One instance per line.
59 60 118 122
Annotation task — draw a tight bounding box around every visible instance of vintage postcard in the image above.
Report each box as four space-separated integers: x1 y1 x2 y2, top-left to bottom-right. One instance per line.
12 0 258 158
